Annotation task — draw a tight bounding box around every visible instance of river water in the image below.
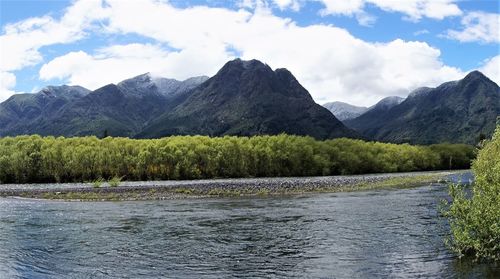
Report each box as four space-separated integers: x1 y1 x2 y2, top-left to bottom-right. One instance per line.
0 183 498 278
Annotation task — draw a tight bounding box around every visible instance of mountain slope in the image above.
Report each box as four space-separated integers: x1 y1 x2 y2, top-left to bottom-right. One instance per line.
0 75 208 137
345 71 500 144
322 101 368 121
139 59 357 139
42 74 208 137
343 96 404 132
0 85 90 135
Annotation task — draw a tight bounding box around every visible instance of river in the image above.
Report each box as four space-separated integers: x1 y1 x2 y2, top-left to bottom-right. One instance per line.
0 182 498 278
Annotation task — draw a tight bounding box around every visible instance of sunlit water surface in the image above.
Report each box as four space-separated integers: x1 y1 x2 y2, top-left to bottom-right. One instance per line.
0 183 498 278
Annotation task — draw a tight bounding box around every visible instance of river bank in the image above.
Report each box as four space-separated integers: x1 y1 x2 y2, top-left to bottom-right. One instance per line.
0 170 470 201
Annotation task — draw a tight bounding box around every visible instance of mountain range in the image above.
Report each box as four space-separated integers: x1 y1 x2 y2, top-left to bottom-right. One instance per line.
0 59 498 144
0 59 356 140
343 71 499 144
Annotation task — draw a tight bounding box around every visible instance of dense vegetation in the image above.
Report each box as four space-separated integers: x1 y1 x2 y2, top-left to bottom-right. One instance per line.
444 127 499 261
0 135 475 184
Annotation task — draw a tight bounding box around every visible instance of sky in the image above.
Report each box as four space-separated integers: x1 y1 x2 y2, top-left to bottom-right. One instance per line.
0 0 499 106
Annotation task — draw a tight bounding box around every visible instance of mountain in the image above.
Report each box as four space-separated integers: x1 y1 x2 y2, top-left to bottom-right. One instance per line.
0 60 357 139
367 96 405 112
0 74 208 137
345 71 500 144
46 73 209 137
117 73 208 98
0 85 90 134
322 101 368 121
138 59 357 139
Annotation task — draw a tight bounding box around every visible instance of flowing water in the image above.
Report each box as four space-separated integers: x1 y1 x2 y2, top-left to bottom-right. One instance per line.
0 183 498 278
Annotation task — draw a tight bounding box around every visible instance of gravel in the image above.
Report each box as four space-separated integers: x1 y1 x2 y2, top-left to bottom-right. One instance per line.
0 170 470 198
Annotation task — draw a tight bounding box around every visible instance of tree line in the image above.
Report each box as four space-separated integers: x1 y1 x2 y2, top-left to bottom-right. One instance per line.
0 135 476 184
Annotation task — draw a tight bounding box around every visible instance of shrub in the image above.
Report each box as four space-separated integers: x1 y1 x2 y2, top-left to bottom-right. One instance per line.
0 135 476 184
444 127 500 261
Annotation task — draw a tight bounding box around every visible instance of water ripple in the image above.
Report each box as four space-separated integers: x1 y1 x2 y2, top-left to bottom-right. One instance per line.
0 184 498 278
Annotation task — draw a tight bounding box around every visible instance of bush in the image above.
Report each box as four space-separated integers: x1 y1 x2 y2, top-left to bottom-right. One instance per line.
0 135 476 184
444 127 500 261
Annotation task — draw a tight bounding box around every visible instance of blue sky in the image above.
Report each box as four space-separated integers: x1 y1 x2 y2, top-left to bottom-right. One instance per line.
0 0 499 106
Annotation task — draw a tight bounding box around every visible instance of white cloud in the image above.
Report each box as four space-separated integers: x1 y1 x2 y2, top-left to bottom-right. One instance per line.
0 71 16 102
413 29 430 36
273 0 302 11
446 12 500 44
0 0 107 72
39 43 231 90
317 0 462 24
241 0 461 25
0 0 108 100
239 0 301 11
318 0 364 16
479 55 500 85
36 0 464 106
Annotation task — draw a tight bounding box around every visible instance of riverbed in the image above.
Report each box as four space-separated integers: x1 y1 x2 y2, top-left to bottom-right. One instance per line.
0 170 463 200
0 182 497 278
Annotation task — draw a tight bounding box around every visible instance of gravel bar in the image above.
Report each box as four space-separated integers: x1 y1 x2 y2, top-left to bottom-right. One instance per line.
0 170 470 198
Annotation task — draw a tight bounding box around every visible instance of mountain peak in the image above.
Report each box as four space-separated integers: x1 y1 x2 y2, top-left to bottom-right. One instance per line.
220 58 270 72
139 59 356 139
323 101 369 121
461 70 498 87
464 70 487 81
369 96 404 110
40 85 90 98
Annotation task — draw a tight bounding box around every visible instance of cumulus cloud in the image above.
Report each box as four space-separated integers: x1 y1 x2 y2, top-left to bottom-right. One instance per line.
317 0 461 24
0 71 17 102
0 0 108 100
479 55 500 85
445 12 500 44
39 43 231 90
0 0 108 71
273 0 302 11
241 0 461 25
34 0 465 106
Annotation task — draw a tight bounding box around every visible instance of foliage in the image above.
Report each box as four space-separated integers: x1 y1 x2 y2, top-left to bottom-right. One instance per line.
109 176 122 187
92 178 104 188
444 127 500 261
0 135 476 184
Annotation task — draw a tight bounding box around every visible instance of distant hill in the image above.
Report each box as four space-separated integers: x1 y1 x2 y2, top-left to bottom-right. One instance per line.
0 59 357 139
345 71 500 144
138 59 357 139
323 96 405 121
322 101 368 121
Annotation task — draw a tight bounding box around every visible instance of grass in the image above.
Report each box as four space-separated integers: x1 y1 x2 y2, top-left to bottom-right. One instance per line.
109 176 123 187
92 178 104 188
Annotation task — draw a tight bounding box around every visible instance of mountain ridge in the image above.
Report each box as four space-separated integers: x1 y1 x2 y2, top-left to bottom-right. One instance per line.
345 71 500 144
138 59 357 139
0 59 357 140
